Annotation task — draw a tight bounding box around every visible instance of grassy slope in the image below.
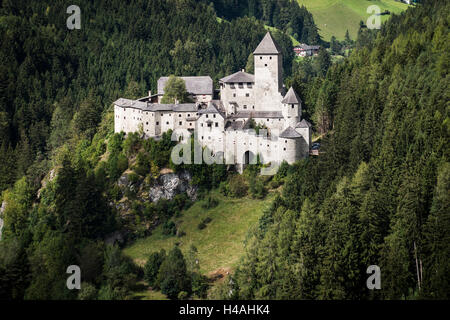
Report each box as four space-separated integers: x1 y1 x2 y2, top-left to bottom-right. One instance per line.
297 0 409 41
123 190 275 275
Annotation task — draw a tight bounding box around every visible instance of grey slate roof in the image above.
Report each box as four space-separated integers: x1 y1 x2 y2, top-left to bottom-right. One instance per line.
114 98 198 112
295 119 312 128
114 98 134 107
157 76 213 95
253 32 282 55
279 126 302 139
220 71 255 83
198 102 225 118
228 111 283 119
225 120 246 130
281 87 302 104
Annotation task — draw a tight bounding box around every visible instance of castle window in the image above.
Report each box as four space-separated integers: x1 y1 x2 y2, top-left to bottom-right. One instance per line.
179 114 182 117
146 112 148 115
188 114 190 117
202 136 204 140
252 106 255 109
146 122 148 125
247 83 252 88
201 123 203 127
285 140 287 143
206 114 208 118
156 122 159 125
243 105 247 109
265 64 267 67
124 117 126 119
260 56 262 60
230 84 235 89
233 93 236 98
246 93 250 97
270 56 272 60
213 114 216 118
179 121 182 125
283 148 286 151
215 122 218 127
161 113 163 116
291 104 294 109
238 83 243 89
166 122 169 125
267 119 269 122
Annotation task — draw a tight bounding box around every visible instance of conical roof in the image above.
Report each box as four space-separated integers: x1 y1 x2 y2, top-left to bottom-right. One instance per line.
281 87 302 104
253 32 282 55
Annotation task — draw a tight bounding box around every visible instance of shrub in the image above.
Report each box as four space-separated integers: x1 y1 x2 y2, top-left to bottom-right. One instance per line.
201 195 219 209
162 221 176 236
219 181 229 196
197 222 206 230
228 175 248 198
202 217 212 224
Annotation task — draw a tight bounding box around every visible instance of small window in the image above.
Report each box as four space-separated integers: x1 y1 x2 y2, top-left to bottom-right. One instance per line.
215 122 218 127
264 64 267 67
179 121 182 125
233 93 236 98
285 140 287 143
213 114 216 118
156 121 159 125
206 114 208 118
283 148 286 151
260 56 262 60
246 93 250 97
243 105 247 109
146 122 148 125
270 56 272 60
166 121 169 125
179 114 182 117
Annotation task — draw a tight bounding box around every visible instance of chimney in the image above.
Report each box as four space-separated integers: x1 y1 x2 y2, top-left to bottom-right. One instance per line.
148 90 152 97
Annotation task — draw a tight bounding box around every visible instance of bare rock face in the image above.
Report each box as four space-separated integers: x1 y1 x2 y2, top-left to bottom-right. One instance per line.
148 171 197 202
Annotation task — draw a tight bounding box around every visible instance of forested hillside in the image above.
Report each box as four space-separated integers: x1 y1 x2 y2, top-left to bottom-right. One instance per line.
0 0 303 193
0 0 306 300
225 0 449 299
202 0 321 44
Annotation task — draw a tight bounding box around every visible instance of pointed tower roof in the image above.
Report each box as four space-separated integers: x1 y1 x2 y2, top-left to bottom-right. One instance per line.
253 32 282 55
281 87 302 104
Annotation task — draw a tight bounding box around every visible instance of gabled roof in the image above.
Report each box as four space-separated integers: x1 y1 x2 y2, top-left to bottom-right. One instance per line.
114 98 134 107
279 126 302 139
225 120 245 130
295 119 312 129
198 102 225 118
157 76 213 95
253 32 282 55
228 111 283 119
219 71 255 83
282 87 302 104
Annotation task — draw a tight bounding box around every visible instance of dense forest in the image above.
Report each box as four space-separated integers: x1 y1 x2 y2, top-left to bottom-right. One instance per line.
218 0 449 300
0 0 317 300
0 0 448 301
200 0 321 45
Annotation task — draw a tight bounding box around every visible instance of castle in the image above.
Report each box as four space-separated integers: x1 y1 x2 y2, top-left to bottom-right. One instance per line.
114 32 312 171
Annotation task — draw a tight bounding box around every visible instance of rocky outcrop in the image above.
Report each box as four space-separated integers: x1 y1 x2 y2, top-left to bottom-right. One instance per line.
117 170 197 204
148 171 197 202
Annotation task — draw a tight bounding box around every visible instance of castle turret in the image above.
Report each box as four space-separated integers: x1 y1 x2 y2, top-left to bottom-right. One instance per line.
281 87 302 128
253 32 284 111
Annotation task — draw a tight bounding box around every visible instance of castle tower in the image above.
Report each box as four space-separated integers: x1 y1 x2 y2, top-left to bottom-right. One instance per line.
281 87 302 128
253 32 284 111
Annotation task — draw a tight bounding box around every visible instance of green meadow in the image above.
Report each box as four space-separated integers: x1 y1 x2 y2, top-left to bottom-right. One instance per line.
297 0 409 40
123 190 275 275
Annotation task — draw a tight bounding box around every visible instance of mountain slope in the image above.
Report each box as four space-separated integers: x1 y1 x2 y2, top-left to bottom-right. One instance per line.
297 0 409 40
